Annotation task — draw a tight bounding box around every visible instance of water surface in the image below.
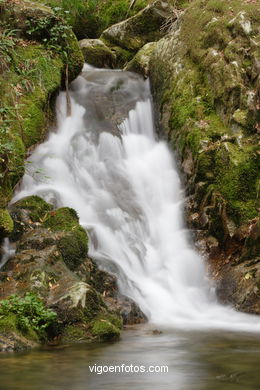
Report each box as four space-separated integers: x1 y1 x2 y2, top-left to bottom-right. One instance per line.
1 326 260 390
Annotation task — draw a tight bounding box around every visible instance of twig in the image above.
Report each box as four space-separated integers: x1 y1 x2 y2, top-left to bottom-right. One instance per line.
65 64 71 117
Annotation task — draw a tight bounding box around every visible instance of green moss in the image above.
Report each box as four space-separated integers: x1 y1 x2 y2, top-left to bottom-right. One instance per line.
61 325 89 343
0 312 39 343
58 228 88 270
64 32 84 81
83 288 104 322
43 207 80 231
125 42 157 76
196 142 259 226
0 313 18 334
0 208 14 238
91 318 121 341
105 314 123 330
80 40 115 68
12 195 53 222
107 45 133 67
44 207 88 270
150 0 260 243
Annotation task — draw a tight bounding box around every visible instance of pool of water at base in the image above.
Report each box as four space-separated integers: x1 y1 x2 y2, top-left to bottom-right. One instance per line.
0 325 259 390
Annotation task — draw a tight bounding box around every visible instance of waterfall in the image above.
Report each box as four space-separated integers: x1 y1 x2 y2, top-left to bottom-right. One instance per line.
0 238 15 270
12 65 260 332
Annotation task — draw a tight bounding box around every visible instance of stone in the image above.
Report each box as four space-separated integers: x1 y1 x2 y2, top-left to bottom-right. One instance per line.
0 196 145 350
101 0 173 52
124 42 157 77
79 39 116 68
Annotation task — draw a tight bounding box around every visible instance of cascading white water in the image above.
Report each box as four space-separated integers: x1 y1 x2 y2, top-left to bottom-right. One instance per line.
12 65 260 332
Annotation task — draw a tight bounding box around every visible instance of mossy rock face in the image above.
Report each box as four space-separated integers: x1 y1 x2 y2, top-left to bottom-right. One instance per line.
43 207 88 270
79 39 116 68
101 0 173 52
0 0 83 231
149 0 260 312
102 44 133 68
124 41 157 76
9 196 53 242
0 313 40 352
11 195 53 222
91 316 121 341
0 195 146 348
0 199 124 349
60 325 90 344
0 209 13 239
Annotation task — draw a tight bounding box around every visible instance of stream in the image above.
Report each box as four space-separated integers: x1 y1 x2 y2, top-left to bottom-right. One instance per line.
0 325 260 390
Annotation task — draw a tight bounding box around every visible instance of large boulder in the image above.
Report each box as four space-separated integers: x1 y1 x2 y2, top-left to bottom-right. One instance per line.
0 196 122 350
79 39 116 68
0 196 146 350
100 0 173 54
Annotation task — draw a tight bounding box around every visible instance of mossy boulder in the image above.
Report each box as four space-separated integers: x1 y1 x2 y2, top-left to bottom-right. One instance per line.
101 0 173 52
60 325 90 344
43 207 88 270
124 42 157 76
0 197 124 349
79 39 116 68
91 315 122 341
9 196 53 242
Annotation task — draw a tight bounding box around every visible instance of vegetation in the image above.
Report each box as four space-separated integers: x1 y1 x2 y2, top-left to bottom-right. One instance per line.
0 0 83 237
0 292 57 336
91 315 122 340
43 207 88 270
151 0 260 232
33 0 152 38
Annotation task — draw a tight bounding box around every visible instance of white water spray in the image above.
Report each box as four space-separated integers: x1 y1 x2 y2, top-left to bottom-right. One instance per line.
12 66 260 332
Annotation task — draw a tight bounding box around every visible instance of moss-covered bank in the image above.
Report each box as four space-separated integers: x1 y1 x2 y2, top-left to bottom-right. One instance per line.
0 196 124 350
0 0 84 238
149 0 260 312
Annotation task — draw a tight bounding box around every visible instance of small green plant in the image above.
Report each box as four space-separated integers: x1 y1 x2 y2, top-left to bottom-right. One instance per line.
0 28 20 71
0 292 57 334
25 13 70 54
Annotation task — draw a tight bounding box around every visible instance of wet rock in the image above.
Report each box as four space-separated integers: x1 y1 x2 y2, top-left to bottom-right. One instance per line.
76 260 147 325
71 69 147 137
216 262 260 314
116 296 147 325
79 39 116 68
124 42 157 77
0 331 38 352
